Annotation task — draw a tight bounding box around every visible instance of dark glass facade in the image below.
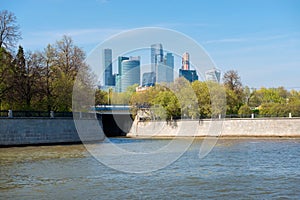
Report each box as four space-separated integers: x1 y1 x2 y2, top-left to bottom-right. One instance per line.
142 72 156 87
103 49 115 86
179 69 199 83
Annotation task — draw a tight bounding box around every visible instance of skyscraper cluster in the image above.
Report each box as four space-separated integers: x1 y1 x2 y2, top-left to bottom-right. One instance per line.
145 43 174 86
102 48 142 92
102 44 203 93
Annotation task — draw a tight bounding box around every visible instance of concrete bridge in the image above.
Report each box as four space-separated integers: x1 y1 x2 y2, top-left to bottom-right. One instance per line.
0 106 134 146
92 105 133 137
92 105 131 115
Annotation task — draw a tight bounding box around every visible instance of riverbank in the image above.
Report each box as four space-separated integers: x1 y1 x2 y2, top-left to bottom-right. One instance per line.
1 117 300 146
0 113 134 146
127 118 300 138
0 118 105 146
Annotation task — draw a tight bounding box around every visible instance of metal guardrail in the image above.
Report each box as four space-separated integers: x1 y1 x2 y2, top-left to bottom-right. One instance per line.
0 110 7 118
11 110 50 118
0 110 298 119
224 113 297 118
0 110 100 119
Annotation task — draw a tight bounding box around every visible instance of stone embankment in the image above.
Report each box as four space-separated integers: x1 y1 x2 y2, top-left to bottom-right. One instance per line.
127 118 300 137
0 118 103 146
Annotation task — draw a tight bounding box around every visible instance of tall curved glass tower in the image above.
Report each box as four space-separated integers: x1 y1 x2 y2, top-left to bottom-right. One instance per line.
120 57 140 92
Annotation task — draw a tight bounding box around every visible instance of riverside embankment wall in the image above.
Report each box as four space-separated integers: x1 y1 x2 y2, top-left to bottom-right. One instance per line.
0 114 134 146
2 117 299 146
127 118 300 137
0 118 104 146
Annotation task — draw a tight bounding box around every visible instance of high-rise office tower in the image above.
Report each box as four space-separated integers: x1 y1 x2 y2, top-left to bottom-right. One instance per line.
151 43 163 77
182 52 190 70
179 69 198 83
165 53 174 83
156 62 167 83
142 72 156 87
118 56 129 76
103 48 115 86
115 56 130 92
179 52 198 82
205 68 221 83
115 74 121 92
120 57 141 92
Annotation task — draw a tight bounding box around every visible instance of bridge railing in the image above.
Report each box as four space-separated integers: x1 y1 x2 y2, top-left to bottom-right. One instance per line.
93 105 130 111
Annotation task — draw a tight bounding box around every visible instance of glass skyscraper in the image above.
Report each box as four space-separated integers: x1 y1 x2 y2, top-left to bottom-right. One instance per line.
118 56 129 76
115 56 130 92
182 52 190 70
165 53 174 83
120 57 141 92
103 48 115 86
205 68 221 83
142 72 156 87
156 63 168 83
179 52 198 82
151 43 163 78
156 53 174 84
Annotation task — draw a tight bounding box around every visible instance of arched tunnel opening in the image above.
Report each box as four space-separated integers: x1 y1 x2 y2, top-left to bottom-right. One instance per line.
101 114 134 137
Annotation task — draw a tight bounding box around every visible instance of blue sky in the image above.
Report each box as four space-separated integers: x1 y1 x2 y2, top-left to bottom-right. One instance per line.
2 0 300 89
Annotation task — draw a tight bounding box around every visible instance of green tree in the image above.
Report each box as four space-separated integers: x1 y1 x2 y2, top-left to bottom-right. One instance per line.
171 77 198 119
10 45 26 109
223 70 244 114
151 90 180 120
192 80 211 117
51 36 88 111
243 86 251 105
0 47 14 109
248 89 262 108
225 88 239 114
8 47 53 110
111 84 138 105
25 51 46 110
39 44 56 111
259 102 289 117
238 104 252 116
95 89 108 105
208 81 227 117
258 87 286 104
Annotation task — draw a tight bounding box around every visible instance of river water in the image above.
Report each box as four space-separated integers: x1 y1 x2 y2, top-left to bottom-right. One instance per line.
1 138 300 199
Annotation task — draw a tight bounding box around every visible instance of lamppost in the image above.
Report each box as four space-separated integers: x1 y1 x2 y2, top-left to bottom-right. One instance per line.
108 88 112 105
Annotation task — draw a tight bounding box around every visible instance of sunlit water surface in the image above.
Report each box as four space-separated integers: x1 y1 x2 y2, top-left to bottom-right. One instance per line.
1 138 300 199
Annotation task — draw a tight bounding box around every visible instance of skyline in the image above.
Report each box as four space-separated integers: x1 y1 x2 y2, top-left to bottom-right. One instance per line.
97 43 201 89
2 0 300 89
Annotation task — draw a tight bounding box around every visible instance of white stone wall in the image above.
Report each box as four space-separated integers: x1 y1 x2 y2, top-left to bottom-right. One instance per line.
128 118 300 137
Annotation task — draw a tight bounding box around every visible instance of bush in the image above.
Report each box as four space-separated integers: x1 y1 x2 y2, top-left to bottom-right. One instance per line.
238 104 252 116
